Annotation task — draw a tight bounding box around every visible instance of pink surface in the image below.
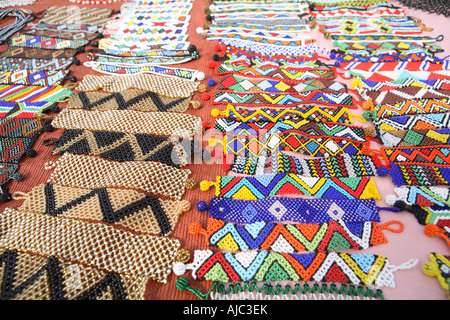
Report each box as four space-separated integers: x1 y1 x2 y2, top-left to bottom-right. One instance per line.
311 0 450 300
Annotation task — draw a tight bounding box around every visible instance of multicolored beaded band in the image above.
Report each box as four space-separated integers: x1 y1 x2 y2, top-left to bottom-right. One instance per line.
190 217 403 253
30 21 105 33
376 127 450 148
0 101 57 118
379 163 450 187
0 46 78 60
196 196 388 224
381 145 450 168
423 253 450 292
219 39 319 57
89 53 197 66
13 183 191 237
8 34 90 50
386 186 450 207
0 69 71 87
329 34 444 43
178 249 418 287
0 56 75 72
22 28 99 41
200 174 381 200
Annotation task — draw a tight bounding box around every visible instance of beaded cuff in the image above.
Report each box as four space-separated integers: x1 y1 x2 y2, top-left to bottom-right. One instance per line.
47 153 195 200
40 6 113 24
357 86 450 106
48 128 189 167
330 34 443 43
386 186 450 207
197 197 384 224
361 98 450 120
7 34 89 50
22 28 99 41
76 73 206 98
311 7 407 18
0 208 188 283
353 78 450 93
375 113 450 132
67 89 200 112
181 249 418 287
219 39 319 57
51 108 203 139
0 46 78 60
190 218 402 253
90 54 197 66
381 145 450 168
0 56 74 72
377 127 450 148
31 21 104 33
0 84 74 103
211 104 363 124
229 152 381 177
0 69 71 87
423 253 450 293
0 247 148 300
0 101 57 119
399 0 450 17
97 47 196 58
212 91 357 108
214 132 369 158
215 64 337 82
200 174 381 200
382 163 450 187
14 183 191 236
0 163 20 186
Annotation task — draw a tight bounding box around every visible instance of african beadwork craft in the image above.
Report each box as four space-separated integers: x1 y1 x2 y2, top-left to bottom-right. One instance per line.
14 183 191 236
47 129 189 167
190 217 403 253
381 145 450 168
0 69 71 87
377 127 450 148
0 208 189 283
399 0 450 17
380 163 450 187
22 28 99 41
7 34 89 50
181 250 418 287
51 109 203 139
47 153 195 200
76 73 206 98
31 21 104 33
229 152 381 177
0 46 78 60
374 113 450 133
330 34 444 44
357 86 450 106
211 104 365 124
0 56 74 72
200 174 381 200
0 101 57 118
0 163 20 186
0 84 74 103
386 186 450 207
39 6 113 25
422 253 450 293
90 53 197 66
0 247 148 300
66 89 200 112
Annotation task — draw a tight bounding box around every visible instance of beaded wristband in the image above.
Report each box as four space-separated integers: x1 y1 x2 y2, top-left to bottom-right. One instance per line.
361 98 450 120
177 279 385 300
0 163 20 186
47 153 195 200
311 7 407 18
377 127 450 148
386 186 450 207
14 183 191 236
0 56 74 72
200 174 381 200
381 163 450 187
8 34 89 50
212 90 357 108
0 247 148 300
0 84 74 103
196 197 385 224
90 54 197 66
334 41 430 53
190 217 403 253
423 253 450 292
0 69 71 87
399 0 450 17
202 30 312 44
96 47 197 58
335 50 437 64
330 34 444 44
210 17 309 28
47 128 189 167
319 20 425 36
218 55 323 71
76 73 206 98
215 64 337 82
0 208 188 283
218 39 319 57
67 89 201 112
213 118 368 143
0 101 57 119
381 145 450 168
213 132 369 158
222 47 318 63
0 46 78 60
97 38 190 53
216 75 347 93
211 104 364 124
309 0 388 6
51 108 203 139
109 29 189 44
374 113 450 133
39 6 113 25
229 152 381 177
84 61 205 81
180 249 418 287
22 28 99 41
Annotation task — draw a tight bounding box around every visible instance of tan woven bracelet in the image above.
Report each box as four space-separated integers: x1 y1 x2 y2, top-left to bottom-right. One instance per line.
0 208 190 283
66 89 202 112
75 73 207 98
13 183 191 236
46 153 195 200
50 108 204 139
0 246 149 300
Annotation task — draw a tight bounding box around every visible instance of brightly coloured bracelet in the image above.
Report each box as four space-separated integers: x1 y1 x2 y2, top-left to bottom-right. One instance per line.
30 21 104 33
190 217 403 253
381 145 450 167
0 56 74 72
13 183 190 237
0 69 71 87
0 84 74 103
0 101 57 118
46 153 195 200
330 34 444 43
374 113 450 133
22 28 99 41
376 127 450 148
8 33 89 50
386 186 450 207
379 162 450 187
0 46 78 60
200 174 381 200
423 253 450 292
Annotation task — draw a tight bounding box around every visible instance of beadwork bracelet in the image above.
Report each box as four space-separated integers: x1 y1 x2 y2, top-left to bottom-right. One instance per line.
377 127 450 148
217 56 324 71
47 153 195 200
14 183 191 236
190 217 403 253
0 101 57 119
423 253 450 292
89 53 197 66
0 247 148 300
211 104 364 124
200 174 381 200
311 7 407 18
178 249 418 287
374 113 450 133
381 145 450 168
399 0 450 17
229 152 381 177
51 108 204 139
67 89 201 112
0 208 189 283
330 34 444 44
39 6 113 25
47 128 189 167
76 73 206 98
0 46 78 60
0 69 71 87
218 39 319 57
0 84 74 103
177 278 385 300
380 163 450 187
0 56 75 72
196 196 387 224
22 28 99 41
30 21 104 34
8 33 89 50
386 186 450 207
